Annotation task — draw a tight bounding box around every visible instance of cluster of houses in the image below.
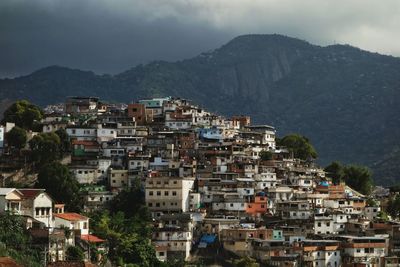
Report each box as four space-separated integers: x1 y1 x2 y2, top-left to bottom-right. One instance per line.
0 187 105 263
1 96 400 266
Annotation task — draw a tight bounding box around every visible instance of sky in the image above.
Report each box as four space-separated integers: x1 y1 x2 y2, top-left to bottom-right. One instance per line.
1 0 400 78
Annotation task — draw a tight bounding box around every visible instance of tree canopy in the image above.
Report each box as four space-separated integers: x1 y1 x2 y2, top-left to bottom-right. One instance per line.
277 134 317 160
29 132 61 166
325 161 374 195
36 162 82 211
55 128 71 155
2 100 43 131
324 161 345 185
89 184 159 266
260 150 273 161
0 213 41 267
343 164 373 195
5 126 27 149
66 246 85 261
387 195 400 219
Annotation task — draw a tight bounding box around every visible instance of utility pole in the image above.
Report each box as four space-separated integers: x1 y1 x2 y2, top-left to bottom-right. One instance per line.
43 246 47 267
88 234 91 262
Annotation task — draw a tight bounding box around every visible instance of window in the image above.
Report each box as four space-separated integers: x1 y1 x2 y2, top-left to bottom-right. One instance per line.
164 191 169 196
83 222 88 229
172 191 177 196
149 191 153 196
159 252 164 256
157 191 161 196
365 248 374 253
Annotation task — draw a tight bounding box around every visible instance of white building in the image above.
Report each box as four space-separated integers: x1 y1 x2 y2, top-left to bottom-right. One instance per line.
363 206 381 220
54 213 89 236
19 189 54 228
66 127 97 141
145 175 195 217
0 188 23 214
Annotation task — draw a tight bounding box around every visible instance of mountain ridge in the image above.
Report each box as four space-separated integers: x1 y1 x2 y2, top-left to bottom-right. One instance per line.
1 34 400 185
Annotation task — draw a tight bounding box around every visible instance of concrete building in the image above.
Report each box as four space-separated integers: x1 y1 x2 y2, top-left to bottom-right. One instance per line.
145 174 195 217
19 189 54 228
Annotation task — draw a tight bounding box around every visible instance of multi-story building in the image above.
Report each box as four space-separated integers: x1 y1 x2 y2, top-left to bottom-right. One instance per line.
145 174 195 217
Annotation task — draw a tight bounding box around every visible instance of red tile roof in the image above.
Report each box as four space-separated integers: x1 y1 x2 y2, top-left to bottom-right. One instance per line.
0 257 21 267
80 234 105 243
72 140 98 146
18 189 45 199
54 213 88 222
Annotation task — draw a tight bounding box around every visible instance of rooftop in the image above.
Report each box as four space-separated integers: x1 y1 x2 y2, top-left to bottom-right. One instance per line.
54 212 88 221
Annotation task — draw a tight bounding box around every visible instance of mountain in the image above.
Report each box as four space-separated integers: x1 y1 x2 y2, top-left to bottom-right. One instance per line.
1 34 400 185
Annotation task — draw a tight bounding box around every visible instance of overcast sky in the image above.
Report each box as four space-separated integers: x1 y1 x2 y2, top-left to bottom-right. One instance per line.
1 0 399 78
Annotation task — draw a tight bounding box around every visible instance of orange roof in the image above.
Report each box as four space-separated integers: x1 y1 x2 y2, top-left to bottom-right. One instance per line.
72 140 98 146
18 189 45 199
54 213 88 221
81 234 105 243
0 257 21 267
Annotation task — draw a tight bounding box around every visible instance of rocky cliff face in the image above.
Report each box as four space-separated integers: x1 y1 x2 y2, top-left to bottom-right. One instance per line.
1 34 400 184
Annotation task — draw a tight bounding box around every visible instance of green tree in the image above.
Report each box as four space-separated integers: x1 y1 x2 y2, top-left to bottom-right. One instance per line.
387 195 400 219
2 100 43 130
55 128 70 155
260 150 273 161
325 161 345 185
66 246 84 261
377 210 389 221
89 210 158 267
5 126 27 149
29 132 61 166
89 184 158 266
277 134 317 160
0 213 41 267
343 164 373 195
366 198 378 207
36 162 82 211
234 256 260 267
0 212 30 250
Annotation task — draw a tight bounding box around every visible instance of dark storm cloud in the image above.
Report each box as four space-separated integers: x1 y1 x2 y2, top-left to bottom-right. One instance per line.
1 0 399 78
0 0 233 77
